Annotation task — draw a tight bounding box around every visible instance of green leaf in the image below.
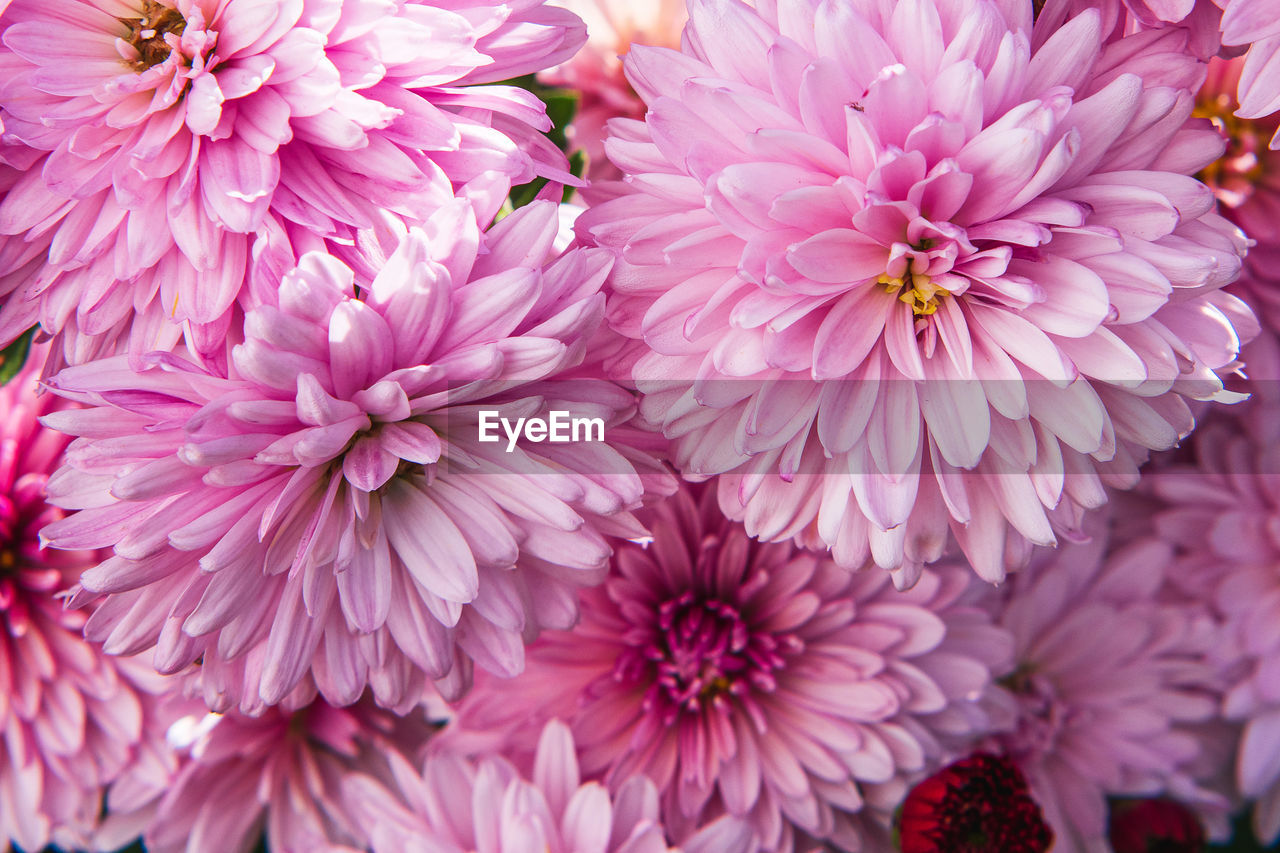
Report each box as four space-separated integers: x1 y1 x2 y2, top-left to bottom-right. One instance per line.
507 176 547 210
498 74 584 209
0 326 37 386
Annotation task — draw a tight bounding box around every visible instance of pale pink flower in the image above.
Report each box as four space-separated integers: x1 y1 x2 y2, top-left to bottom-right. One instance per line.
578 0 1253 585
0 0 585 367
540 0 687 187
137 693 438 853
977 524 1235 850
452 482 1012 852
346 718 758 853
0 350 170 851
1143 410 1280 842
39 199 667 713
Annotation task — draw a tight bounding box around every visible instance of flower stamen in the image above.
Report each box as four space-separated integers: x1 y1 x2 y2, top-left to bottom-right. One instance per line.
878 272 950 316
119 1 187 70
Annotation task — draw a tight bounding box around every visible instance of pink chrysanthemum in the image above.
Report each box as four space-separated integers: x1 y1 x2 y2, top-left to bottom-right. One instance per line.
578 0 1253 585
0 352 169 851
976 525 1234 850
133 692 438 853
539 0 686 188
1058 0 1280 148
1142 409 1280 842
39 199 667 713
346 718 758 853
452 483 1011 852
1195 56 1280 341
0 0 585 367
1217 0 1280 146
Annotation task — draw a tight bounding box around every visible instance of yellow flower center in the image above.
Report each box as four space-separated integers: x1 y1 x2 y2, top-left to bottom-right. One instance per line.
878 272 949 316
1194 90 1266 191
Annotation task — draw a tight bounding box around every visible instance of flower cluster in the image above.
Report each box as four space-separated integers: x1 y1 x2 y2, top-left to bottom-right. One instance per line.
2 0 1280 849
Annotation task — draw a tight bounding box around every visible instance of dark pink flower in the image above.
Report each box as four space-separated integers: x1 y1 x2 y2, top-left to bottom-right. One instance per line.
0 350 170 851
897 753 1053 853
454 482 1012 851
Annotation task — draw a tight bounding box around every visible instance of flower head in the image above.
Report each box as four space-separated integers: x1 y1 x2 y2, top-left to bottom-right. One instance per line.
454 482 1012 851
897 752 1053 853
578 0 1252 584
0 0 586 366
141 693 437 853
1142 409 1280 842
976 524 1233 849
0 351 168 851
40 199 667 713
347 718 758 853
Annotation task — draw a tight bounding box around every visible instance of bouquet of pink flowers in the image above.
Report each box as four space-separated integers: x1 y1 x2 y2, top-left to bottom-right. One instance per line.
2 0 1280 849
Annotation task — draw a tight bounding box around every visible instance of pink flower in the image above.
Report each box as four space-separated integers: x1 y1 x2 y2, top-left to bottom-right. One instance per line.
40 199 667 713
346 718 758 853
577 0 1253 585
1218 0 1280 145
0 0 585 367
976 524 1234 850
0 350 168 851
539 0 687 188
452 482 1012 852
1195 56 1280 349
1143 410 1280 842
138 693 438 853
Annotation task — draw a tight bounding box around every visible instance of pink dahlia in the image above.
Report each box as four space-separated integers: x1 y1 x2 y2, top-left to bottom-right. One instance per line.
1143 410 1280 842
453 482 1012 852
0 0 585 367
976 524 1234 850
0 350 169 851
40 199 667 712
346 718 758 853
578 0 1253 585
539 0 687 188
136 693 437 853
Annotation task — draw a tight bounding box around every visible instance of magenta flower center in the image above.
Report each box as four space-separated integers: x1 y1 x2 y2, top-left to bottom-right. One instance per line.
615 580 797 724
999 665 1067 759
119 1 188 70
